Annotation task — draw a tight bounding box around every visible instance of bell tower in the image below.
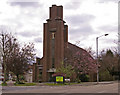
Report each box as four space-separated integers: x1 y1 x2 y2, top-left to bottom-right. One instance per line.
42 5 68 81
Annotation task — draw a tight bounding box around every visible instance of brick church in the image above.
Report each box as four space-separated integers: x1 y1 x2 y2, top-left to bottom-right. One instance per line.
33 5 96 82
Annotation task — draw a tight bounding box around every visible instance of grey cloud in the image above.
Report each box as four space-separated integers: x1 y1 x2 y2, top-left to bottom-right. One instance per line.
66 14 95 41
70 25 93 35
5 18 23 29
98 25 117 33
64 0 85 10
34 37 42 43
64 2 81 10
65 14 95 26
101 38 116 45
18 31 40 37
9 2 42 8
69 24 94 41
0 25 14 34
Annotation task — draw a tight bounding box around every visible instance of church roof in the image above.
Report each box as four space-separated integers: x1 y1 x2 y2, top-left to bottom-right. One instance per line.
67 42 94 60
64 42 96 69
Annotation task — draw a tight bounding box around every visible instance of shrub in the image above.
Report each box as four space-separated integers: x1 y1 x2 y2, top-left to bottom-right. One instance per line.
99 70 114 81
79 74 89 82
12 77 16 81
75 79 81 83
2 83 7 86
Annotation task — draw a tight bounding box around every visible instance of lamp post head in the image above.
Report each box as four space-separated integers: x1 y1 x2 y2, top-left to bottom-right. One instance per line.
14 38 17 41
105 34 109 36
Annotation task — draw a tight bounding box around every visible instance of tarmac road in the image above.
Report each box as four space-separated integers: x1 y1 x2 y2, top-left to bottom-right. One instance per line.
2 81 119 94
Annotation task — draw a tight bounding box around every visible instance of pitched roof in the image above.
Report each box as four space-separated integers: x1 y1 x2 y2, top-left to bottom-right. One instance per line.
65 42 94 61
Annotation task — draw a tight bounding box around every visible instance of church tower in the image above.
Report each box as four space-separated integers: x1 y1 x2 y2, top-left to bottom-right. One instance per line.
42 5 68 81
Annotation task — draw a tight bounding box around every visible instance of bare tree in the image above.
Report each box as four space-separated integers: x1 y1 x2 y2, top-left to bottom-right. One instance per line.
0 32 13 83
85 47 95 58
0 31 35 83
7 42 35 83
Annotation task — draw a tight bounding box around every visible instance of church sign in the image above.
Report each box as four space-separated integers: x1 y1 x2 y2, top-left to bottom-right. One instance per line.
56 76 63 82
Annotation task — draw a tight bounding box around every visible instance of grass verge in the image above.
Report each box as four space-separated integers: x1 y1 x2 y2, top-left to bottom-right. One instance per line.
14 83 37 86
1 83 7 86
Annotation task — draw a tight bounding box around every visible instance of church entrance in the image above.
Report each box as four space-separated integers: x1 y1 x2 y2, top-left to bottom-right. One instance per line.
47 68 56 82
49 72 54 82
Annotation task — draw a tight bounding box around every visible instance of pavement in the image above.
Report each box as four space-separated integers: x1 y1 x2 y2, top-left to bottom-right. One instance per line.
6 80 15 86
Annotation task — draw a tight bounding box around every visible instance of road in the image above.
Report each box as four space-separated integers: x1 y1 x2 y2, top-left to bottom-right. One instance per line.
1 82 119 94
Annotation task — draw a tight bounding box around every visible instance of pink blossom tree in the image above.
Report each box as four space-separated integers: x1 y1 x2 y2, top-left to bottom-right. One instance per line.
64 43 97 81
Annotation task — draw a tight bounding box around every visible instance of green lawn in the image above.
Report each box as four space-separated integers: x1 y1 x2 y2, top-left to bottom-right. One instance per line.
1 83 7 86
14 83 37 86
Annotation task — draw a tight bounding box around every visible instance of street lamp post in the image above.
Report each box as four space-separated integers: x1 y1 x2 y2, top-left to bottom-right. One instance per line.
96 34 108 83
0 33 6 83
1 34 7 83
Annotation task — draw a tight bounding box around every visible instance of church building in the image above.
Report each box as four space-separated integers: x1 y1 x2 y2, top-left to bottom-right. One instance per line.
33 5 96 82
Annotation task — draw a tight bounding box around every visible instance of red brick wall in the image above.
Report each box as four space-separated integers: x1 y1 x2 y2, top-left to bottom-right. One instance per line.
42 5 67 82
33 5 68 82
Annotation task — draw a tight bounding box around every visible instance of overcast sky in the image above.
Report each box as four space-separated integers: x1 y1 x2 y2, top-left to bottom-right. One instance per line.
0 0 118 57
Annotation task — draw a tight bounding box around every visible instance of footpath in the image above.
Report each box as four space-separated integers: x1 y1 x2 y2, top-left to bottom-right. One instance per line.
73 81 117 86
6 80 15 86
36 81 118 86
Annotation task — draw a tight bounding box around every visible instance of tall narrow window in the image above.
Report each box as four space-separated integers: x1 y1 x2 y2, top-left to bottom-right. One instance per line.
52 58 55 68
52 33 55 39
51 32 55 68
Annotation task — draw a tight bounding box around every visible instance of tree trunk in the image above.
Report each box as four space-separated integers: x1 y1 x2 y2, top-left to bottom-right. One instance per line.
16 74 20 84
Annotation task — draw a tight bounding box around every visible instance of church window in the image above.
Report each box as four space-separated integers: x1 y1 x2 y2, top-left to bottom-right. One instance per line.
52 33 55 39
52 58 55 68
